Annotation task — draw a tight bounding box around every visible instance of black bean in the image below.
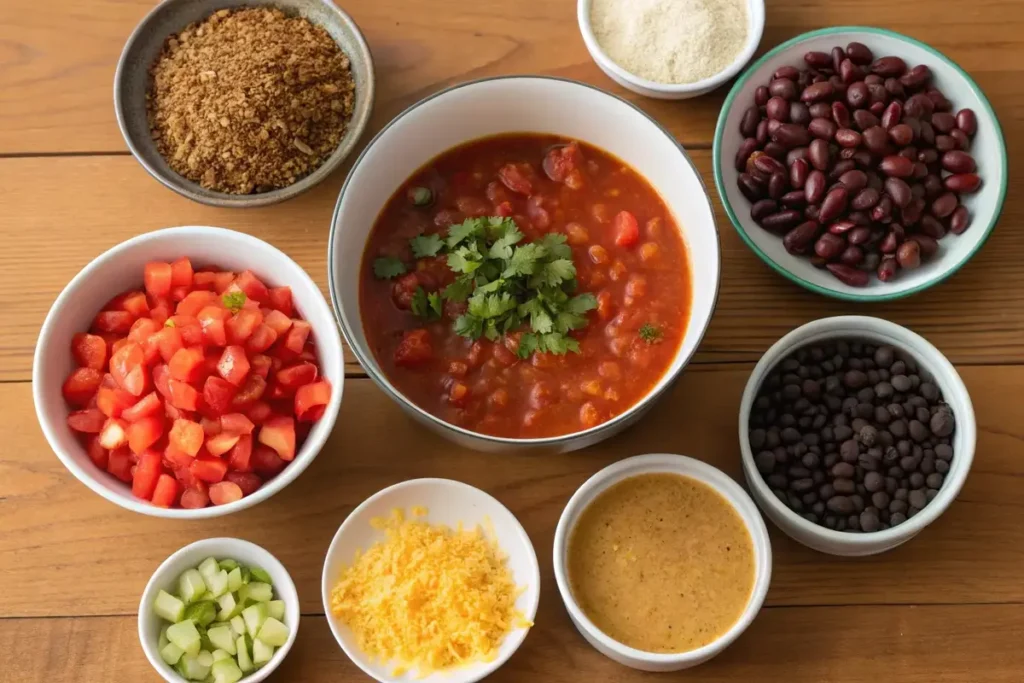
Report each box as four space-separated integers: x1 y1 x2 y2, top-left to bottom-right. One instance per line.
926 472 944 489
755 451 776 473
827 496 855 514
832 462 855 478
909 472 925 488
860 510 880 531
909 419 930 442
871 490 890 509
909 489 928 509
864 471 884 492
840 439 860 462
890 512 907 526
834 478 856 494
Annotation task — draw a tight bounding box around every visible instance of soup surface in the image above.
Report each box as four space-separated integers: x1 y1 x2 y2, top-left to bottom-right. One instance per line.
359 134 691 438
567 473 755 653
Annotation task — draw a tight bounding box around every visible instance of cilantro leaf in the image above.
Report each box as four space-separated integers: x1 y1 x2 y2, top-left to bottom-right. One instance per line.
529 258 576 289
453 313 483 339
540 333 580 355
428 292 443 318
566 292 598 314
519 298 554 334
373 256 407 279
447 246 483 274
410 233 445 258
537 233 572 259
446 218 485 248
468 292 518 320
443 275 475 302
517 333 541 359
487 225 524 261
410 287 444 320
639 323 663 344
222 290 247 313
502 243 545 278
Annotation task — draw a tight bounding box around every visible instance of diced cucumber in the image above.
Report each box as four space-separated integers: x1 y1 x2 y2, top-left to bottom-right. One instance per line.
240 567 251 585
218 559 239 572
198 557 221 585
211 658 244 683
166 619 202 656
161 642 185 666
249 566 272 585
229 615 246 640
196 623 213 652
184 600 218 627
226 567 243 593
175 652 211 681
207 625 237 655
178 568 207 604
256 617 289 647
154 589 186 623
244 581 273 603
197 650 214 667
159 625 170 650
252 638 274 666
267 600 285 621
236 635 254 674
211 649 232 662
241 603 269 638
216 592 239 622
207 570 230 599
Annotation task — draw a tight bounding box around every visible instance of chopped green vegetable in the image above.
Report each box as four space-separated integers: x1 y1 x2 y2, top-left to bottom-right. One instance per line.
256 617 290 647
267 600 285 622
229 615 247 640
207 626 237 655
221 290 246 313
175 652 211 681
211 649 232 663
410 286 443 320
167 619 202 657
239 567 251 585
211 658 244 683
242 603 269 638
225 567 243 594
218 559 238 572
639 323 663 344
252 638 274 666
184 600 218 627
407 186 433 207
372 256 407 279
178 569 207 605
409 232 445 258
207 570 229 599
249 566 272 585
154 590 185 623
197 558 220 584
159 625 170 650
244 581 273 603
236 636 254 674
161 641 185 666
216 592 239 622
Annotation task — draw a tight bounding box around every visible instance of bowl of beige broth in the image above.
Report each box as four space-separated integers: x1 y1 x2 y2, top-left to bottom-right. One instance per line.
552 453 772 671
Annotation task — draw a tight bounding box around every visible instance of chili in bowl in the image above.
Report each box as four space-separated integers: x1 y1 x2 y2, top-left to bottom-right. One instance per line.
329 76 720 452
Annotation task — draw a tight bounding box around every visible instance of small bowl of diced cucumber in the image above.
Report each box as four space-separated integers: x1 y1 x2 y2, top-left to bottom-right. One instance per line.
139 537 299 683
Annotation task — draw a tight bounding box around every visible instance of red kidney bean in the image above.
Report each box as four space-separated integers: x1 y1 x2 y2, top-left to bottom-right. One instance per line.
918 148 939 164
942 150 976 174
769 78 798 101
901 197 925 225
846 42 873 65
815 232 846 260
829 75 848 99
831 47 846 72
790 158 810 187
839 244 864 266
754 85 770 107
931 111 956 133
805 169 827 203
735 138 758 172
879 155 915 178
867 83 889 105
910 234 939 256
848 211 871 226
860 251 881 271
956 108 977 136
851 110 878 132
748 166 770 184
919 214 946 239
846 82 870 109
764 141 788 160
761 210 804 233
922 174 944 199
829 219 857 234
751 199 778 222
950 205 971 234
950 128 970 150
910 182 926 200
877 256 898 282
839 59 862 84
783 220 820 254
830 101 851 128
862 126 890 154
888 123 914 146
884 77 905 99
904 93 934 119
869 101 886 116
896 239 921 269
851 187 881 210
790 102 811 125
897 146 918 161
872 56 907 77
819 186 849 223
931 191 959 218
802 81 835 103
834 128 862 148
827 263 870 286
871 196 894 222
881 100 903 129
740 107 761 137
809 117 838 140
828 159 856 181
786 146 809 167
769 171 788 199
804 51 832 68
773 123 812 148
807 102 831 119
838 169 868 192
884 177 912 208
767 118 782 137
866 171 884 190
774 65 800 81
934 134 955 152
880 228 900 254
766 96 789 121
927 88 952 112
805 204 820 221
912 161 928 179
899 64 931 90
738 173 765 201
781 190 807 207
753 154 785 176
944 173 981 193
919 120 936 145
853 150 874 168
848 225 873 245
839 147 856 161
756 119 769 145
808 139 830 171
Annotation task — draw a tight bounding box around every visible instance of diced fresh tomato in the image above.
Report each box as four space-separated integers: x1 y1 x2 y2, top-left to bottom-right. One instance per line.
98 418 129 449
192 271 216 291
86 436 109 469
168 347 205 383
213 272 235 294
169 418 204 457
144 262 173 299
190 455 228 484
216 346 250 386
72 333 108 370
245 324 278 354
226 309 263 344
170 257 194 288
96 384 137 418
168 378 200 411
110 342 148 396
251 445 286 477
249 354 272 379
131 450 164 499
151 327 184 363
153 363 172 399
149 297 172 326
209 481 244 505
395 329 434 367
231 374 266 408
176 290 218 318
128 318 162 364
201 416 221 437
151 474 180 507
268 287 293 316
295 381 332 422
164 402 193 422
107 447 134 483
164 442 195 470
225 471 262 496
206 432 240 457
277 362 317 389
262 309 292 336
127 416 165 454
122 292 150 319
170 286 190 302
203 376 237 416
247 400 272 425
62 367 103 406
180 484 210 509
234 270 270 303
614 210 640 248
220 413 255 435
198 306 228 346
68 408 106 433
93 310 135 334
227 434 253 472
258 415 296 461
167 315 203 346
121 392 162 422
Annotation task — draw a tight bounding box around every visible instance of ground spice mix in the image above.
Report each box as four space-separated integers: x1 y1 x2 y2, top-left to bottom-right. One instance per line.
147 7 355 194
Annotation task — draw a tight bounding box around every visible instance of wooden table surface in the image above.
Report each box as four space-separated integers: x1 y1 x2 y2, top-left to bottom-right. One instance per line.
3 1 1023 681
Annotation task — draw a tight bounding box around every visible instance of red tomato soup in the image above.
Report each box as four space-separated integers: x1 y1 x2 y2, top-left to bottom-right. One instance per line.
359 134 691 438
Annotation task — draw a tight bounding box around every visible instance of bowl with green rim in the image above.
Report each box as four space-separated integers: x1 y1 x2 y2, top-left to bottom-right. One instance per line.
713 26 1007 301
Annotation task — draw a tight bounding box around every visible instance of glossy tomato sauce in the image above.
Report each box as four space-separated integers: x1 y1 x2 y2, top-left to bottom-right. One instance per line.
359 134 691 438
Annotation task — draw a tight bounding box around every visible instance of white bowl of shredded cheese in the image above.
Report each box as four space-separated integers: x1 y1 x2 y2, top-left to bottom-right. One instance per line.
320 478 540 683
578 0 765 99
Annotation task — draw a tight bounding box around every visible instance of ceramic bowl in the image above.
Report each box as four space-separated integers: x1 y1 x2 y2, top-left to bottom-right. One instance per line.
576 0 765 100
321 478 540 683
552 454 772 671
738 316 976 555
139 537 300 683
329 75 720 453
114 0 374 207
713 26 1007 300
33 226 344 518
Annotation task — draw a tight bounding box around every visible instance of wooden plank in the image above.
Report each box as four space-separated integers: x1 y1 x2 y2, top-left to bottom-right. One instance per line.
3 367 1022 618
2 0 1023 154
1 152 1022 381
5 605 1023 682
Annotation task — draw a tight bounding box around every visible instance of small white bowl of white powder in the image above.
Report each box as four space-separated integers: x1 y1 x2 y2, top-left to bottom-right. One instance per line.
578 0 764 100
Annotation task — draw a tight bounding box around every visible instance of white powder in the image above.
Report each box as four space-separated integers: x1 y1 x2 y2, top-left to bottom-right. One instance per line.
590 0 749 85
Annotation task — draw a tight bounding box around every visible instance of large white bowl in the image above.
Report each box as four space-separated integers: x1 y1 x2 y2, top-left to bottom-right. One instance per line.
328 75 720 452
321 478 540 683
713 27 1008 301
33 226 344 518
738 316 976 555
139 537 300 683
553 454 772 671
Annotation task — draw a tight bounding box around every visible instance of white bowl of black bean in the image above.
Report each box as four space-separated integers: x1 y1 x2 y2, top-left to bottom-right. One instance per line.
738 315 975 556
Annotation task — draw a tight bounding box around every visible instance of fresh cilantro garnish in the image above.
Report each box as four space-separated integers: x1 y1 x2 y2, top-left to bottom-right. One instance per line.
410 287 443 320
639 323 663 344
409 233 445 259
222 290 246 313
164 319 176 328
373 256 407 279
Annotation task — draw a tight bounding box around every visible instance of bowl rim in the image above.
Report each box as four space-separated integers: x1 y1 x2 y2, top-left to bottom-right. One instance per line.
711 25 1008 302
327 74 721 447
319 477 541 683
551 453 773 665
576 0 766 94
137 537 300 683
113 0 376 208
737 315 977 547
32 225 345 519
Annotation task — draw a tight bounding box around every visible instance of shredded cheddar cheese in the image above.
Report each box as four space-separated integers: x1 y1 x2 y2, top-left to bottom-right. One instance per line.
329 507 531 677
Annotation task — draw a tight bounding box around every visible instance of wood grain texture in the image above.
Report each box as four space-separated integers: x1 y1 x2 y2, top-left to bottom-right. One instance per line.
1 151 1022 382
5 606 1024 683
3 368 1022 618
2 0 1023 154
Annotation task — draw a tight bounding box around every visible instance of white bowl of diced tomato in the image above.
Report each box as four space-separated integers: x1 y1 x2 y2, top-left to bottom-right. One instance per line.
34 226 344 518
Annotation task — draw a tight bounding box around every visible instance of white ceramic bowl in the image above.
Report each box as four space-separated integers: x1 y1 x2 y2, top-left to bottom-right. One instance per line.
552 454 772 671
713 27 1008 301
33 226 344 518
139 537 300 683
577 0 764 100
738 316 976 556
328 75 720 453
321 478 540 683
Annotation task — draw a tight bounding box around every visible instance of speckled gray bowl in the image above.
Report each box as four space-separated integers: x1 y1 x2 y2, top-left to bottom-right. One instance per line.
114 0 375 208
